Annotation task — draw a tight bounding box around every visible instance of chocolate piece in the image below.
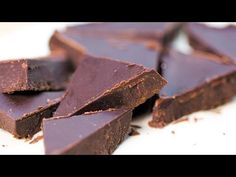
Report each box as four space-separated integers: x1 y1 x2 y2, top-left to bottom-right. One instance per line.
50 32 160 68
150 51 236 127
0 55 73 93
54 55 167 117
184 23 236 64
0 91 64 138
64 23 177 38
43 109 132 155
49 23 182 67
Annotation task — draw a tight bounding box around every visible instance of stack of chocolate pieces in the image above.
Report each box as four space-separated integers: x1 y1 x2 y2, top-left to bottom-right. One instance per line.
50 23 236 129
0 23 171 154
0 54 73 138
42 55 166 154
1 22 236 155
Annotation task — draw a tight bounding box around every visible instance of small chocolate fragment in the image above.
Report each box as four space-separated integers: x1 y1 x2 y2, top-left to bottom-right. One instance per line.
150 51 236 127
54 55 167 117
0 91 64 138
129 128 140 136
184 23 236 64
43 109 132 155
0 55 73 93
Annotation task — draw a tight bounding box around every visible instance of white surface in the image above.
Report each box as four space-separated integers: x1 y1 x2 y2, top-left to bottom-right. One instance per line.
0 22 236 155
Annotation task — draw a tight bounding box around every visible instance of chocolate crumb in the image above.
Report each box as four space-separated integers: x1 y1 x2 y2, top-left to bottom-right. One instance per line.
148 120 166 128
193 117 204 122
129 128 140 136
2 145 6 147
29 135 43 144
171 130 175 134
222 132 226 136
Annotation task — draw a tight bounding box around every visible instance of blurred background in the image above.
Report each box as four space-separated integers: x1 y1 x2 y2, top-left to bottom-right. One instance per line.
0 22 82 59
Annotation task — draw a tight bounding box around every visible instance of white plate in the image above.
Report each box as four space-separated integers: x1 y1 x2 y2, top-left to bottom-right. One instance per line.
0 22 236 155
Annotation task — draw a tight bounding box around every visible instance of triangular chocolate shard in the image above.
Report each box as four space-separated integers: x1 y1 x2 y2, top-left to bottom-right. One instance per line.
43 109 132 155
54 55 166 117
151 51 236 127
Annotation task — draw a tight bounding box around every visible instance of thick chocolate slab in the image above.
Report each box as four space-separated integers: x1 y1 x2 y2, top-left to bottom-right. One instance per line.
43 109 132 155
54 55 167 117
184 23 236 64
150 51 236 127
0 55 73 93
0 91 64 138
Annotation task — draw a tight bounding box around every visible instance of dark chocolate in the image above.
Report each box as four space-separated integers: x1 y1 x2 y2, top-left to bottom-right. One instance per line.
184 23 236 64
0 91 64 138
43 109 132 155
54 55 167 117
49 23 182 67
0 55 74 93
53 22 180 43
50 32 160 68
150 51 236 127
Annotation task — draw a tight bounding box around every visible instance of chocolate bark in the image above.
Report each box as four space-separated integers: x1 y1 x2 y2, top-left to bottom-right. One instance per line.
184 23 236 64
0 91 64 138
0 55 74 93
54 55 167 117
43 109 132 155
150 51 236 127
